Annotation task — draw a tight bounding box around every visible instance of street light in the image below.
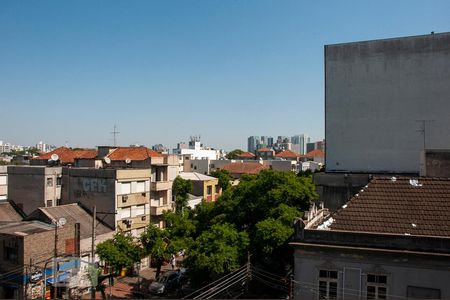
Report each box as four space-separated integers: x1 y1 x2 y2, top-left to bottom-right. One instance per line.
52 217 66 299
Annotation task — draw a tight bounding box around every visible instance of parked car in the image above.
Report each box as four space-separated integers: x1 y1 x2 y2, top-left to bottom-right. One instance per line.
149 269 188 295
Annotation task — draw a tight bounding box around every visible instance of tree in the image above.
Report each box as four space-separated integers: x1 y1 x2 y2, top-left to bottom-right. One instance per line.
225 149 244 159
162 210 197 253
172 176 193 213
210 169 232 191
96 232 142 275
185 223 249 285
140 224 169 279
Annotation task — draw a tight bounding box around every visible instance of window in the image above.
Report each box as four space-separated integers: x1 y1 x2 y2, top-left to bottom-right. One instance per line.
319 270 338 299
367 274 387 299
207 186 212 195
47 178 53 187
215 185 220 193
46 200 53 207
135 181 145 193
3 243 18 264
56 177 62 186
120 182 131 194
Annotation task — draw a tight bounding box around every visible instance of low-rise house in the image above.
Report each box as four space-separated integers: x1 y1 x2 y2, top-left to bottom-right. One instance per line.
300 149 325 164
26 204 114 297
275 149 300 161
256 148 275 160
178 172 221 202
236 152 256 160
0 220 77 299
221 162 268 179
291 176 450 300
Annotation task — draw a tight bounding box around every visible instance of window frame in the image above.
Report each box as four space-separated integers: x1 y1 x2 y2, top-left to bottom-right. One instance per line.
318 269 338 299
366 274 388 299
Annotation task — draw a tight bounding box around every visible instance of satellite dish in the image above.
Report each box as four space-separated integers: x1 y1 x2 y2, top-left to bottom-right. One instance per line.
51 154 59 161
104 157 111 164
125 158 131 164
58 217 67 226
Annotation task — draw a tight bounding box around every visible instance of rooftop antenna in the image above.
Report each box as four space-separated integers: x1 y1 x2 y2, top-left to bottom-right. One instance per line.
110 125 120 147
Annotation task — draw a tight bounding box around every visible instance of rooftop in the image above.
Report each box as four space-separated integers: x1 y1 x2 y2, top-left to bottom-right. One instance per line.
106 147 163 161
257 147 273 152
222 162 268 175
26 203 112 239
302 149 324 158
276 149 300 159
317 176 450 237
237 152 256 158
0 220 54 236
179 172 217 181
0 202 23 223
35 147 97 164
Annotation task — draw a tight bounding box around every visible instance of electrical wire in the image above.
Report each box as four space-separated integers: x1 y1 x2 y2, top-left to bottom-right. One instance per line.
194 268 247 299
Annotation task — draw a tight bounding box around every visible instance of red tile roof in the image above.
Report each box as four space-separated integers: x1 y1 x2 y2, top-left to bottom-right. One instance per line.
222 162 268 175
106 147 163 161
35 147 97 164
257 147 273 152
276 149 300 159
237 152 256 158
302 149 324 158
322 177 450 237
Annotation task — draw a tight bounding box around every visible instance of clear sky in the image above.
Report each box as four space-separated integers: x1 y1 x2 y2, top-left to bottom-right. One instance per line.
1 1 449 151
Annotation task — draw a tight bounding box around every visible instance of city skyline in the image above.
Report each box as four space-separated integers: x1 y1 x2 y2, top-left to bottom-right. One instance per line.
1 1 450 150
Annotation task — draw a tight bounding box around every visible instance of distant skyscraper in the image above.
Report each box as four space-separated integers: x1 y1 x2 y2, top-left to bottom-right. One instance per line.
291 134 310 155
248 136 260 153
267 137 274 147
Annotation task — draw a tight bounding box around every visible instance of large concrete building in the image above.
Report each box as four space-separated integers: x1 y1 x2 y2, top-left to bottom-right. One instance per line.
325 32 450 174
7 166 62 215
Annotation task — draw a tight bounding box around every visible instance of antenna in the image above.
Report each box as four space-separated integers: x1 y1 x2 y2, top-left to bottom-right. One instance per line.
416 119 435 151
110 125 120 147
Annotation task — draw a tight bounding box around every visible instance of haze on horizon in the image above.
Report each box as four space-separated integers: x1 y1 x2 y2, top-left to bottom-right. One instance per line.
1 0 450 151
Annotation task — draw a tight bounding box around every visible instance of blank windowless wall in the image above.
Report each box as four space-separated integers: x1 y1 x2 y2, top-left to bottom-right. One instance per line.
325 33 450 173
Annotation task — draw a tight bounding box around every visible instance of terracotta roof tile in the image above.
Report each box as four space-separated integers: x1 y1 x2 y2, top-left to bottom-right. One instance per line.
35 147 97 164
323 177 450 237
302 149 324 158
257 147 273 152
106 147 163 161
276 149 300 159
237 152 256 158
222 162 268 175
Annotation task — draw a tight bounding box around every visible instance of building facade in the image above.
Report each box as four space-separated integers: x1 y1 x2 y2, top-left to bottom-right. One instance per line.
325 32 450 174
7 166 62 215
0 166 7 201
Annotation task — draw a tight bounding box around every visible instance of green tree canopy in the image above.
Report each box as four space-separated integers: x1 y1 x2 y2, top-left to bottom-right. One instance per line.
210 169 232 191
185 223 249 284
225 149 244 159
172 176 193 213
96 232 142 274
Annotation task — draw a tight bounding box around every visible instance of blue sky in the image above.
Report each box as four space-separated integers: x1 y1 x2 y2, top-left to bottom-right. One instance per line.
1 1 449 151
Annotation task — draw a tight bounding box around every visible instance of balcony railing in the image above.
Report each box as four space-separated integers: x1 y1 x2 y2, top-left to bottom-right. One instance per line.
116 214 150 231
151 181 171 191
117 192 149 208
150 205 172 216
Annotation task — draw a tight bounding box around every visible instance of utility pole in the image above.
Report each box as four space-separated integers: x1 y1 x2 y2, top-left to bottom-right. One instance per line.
110 125 120 147
53 221 58 299
91 205 97 299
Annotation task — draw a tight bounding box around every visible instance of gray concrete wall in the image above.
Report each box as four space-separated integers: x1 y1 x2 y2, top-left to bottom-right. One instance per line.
8 166 62 215
61 168 117 228
326 32 450 173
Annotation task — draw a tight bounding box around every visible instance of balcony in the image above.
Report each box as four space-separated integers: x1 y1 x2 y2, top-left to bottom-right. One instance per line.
117 192 149 208
150 205 172 216
117 214 150 232
151 181 171 191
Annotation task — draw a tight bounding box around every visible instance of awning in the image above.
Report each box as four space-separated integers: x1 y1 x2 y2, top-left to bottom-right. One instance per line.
46 272 70 285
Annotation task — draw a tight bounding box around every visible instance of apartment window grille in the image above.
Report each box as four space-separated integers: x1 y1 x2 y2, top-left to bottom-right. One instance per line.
47 178 53 187
367 274 388 299
318 270 338 299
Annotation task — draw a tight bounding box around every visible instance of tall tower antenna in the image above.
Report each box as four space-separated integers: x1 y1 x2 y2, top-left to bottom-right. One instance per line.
110 125 120 146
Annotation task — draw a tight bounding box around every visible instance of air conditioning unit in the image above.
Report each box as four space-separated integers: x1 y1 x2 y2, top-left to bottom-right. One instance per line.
122 195 128 203
141 215 146 221
141 192 146 197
